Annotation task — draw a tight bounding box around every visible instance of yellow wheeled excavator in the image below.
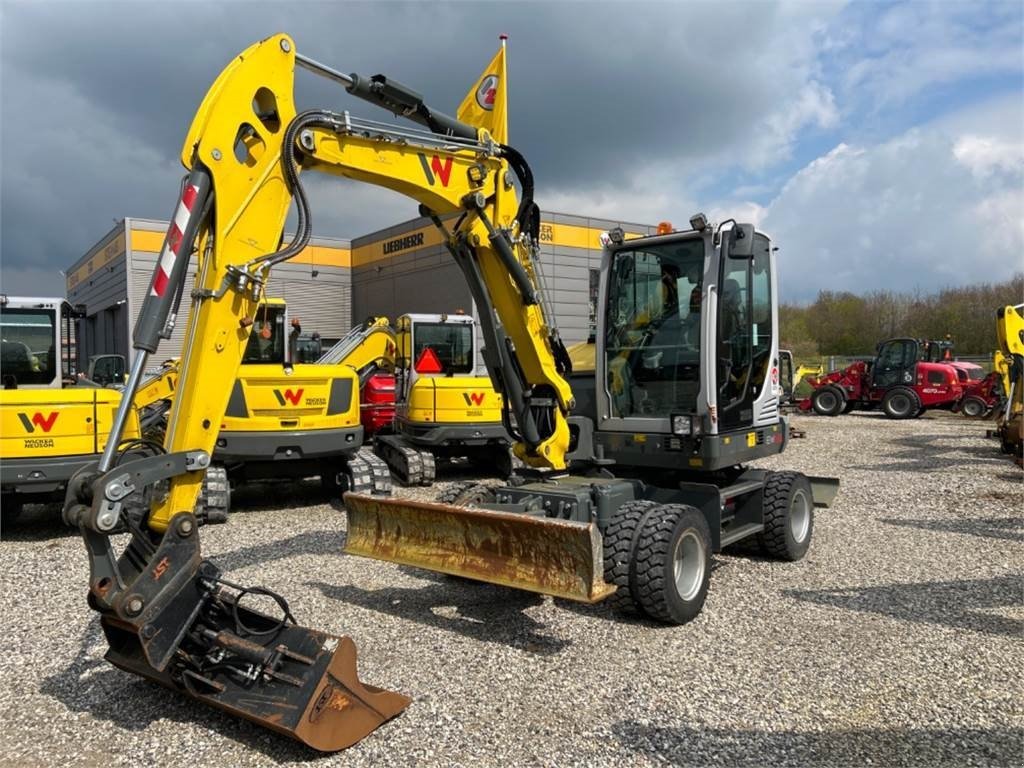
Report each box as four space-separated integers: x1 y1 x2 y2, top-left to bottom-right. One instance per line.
63 34 837 752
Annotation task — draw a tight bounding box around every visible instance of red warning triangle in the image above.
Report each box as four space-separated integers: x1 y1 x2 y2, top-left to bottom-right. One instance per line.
414 347 444 374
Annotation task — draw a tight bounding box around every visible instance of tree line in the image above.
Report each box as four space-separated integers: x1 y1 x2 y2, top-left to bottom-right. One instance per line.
780 274 1023 358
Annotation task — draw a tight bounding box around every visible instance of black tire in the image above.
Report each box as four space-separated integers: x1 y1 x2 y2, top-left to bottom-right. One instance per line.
491 447 514 480
601 499 657 615
630 504 712 625
758 471 814 561
811 386 844 416
882 387 921 419
442 482 496 507
436 480 479 505
960 397 987 419
1 493 23 528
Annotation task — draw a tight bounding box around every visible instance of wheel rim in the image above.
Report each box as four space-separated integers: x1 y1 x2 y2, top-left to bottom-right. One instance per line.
790 488 811 543
890 394 910 415
672 530 706 602
963 400 983 417
818 391 837 411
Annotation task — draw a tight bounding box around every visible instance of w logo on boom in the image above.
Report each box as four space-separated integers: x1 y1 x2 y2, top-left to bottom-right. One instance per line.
18 411 59 433
417 153 453 187
462 392 486 406
273 388 304 406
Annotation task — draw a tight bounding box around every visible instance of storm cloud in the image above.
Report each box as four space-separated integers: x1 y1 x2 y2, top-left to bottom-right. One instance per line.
1 1 1020 300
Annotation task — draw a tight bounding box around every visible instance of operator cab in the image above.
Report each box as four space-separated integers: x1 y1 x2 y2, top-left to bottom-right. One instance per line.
394 313 476 398
0 296 82 389
240 300 300 366
595 219 780 471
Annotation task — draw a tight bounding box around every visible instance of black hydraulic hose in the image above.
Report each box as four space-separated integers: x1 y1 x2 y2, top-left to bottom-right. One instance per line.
255 110 342 267
498 143 540 242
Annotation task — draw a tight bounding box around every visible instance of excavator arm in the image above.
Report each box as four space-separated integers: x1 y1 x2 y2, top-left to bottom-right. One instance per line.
63 33 574 752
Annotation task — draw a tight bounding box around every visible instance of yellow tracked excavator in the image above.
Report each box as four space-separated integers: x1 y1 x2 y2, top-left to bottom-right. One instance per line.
64 34 837 751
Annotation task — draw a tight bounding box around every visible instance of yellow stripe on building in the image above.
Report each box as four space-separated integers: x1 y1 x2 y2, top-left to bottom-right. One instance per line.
129 228 351 267
352 221 647 268
67 233 125 291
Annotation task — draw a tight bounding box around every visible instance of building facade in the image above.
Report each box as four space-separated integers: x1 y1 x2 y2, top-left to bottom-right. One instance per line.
66 219 352 370
67 210 655 369
351 211 656 346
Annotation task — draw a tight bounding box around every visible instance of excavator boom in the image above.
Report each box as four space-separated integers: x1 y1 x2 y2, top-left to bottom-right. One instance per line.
64 33 591 751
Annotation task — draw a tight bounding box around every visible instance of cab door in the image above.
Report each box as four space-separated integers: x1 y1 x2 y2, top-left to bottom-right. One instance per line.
870 339 918 391
717 229 777 431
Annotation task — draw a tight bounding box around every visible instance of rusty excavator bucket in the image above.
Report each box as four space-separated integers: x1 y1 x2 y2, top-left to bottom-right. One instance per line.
343 493 616 602
95 564 411 752
97 567 410 752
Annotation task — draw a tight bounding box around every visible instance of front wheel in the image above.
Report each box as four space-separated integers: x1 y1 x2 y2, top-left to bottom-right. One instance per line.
630 504 711 625
758 471 814 561
882 387 921 420
811 386 844 416
960 397 987 419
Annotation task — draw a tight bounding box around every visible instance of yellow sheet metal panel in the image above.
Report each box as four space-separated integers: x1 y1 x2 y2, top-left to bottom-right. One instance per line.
343 493 615 603
407 376 504 424
0 388 138 459
221 364 359 432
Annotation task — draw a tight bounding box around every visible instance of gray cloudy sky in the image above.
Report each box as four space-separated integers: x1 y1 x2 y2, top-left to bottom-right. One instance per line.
1 0 1022 301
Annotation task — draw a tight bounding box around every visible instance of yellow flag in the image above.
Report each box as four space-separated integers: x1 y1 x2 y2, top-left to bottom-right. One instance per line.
457 41 507 144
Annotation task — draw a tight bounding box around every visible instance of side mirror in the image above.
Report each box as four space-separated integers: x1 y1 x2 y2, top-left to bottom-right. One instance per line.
727 224 755 258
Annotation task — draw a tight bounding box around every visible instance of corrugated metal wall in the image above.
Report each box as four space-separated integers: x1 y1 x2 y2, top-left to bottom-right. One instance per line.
65 222 131 364
351 212 656 348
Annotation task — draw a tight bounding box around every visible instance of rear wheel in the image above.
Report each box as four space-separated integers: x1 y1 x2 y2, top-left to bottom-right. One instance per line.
602 499 657 616
811 386 844 416
960 397 987 418
882 387 921 419
758 471 814 561
630 504 711 625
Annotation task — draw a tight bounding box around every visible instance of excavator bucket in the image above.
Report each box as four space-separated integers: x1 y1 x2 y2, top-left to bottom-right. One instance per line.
343 493 616 603
99 587 410 752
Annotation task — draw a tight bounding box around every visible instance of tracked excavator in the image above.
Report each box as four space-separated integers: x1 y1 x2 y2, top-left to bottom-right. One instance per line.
374 311 510 485
63 35 837 752
321 312 510 484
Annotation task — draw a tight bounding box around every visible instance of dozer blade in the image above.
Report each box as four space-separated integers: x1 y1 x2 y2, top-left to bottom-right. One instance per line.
100 593 410 752
343 492 616 603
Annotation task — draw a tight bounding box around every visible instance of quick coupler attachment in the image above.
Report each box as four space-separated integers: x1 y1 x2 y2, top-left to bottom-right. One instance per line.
343 492 616 603
101 565 410 751
80 505 408 751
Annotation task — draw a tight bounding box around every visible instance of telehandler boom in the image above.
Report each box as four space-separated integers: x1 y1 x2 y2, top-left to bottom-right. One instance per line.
64 34 837 752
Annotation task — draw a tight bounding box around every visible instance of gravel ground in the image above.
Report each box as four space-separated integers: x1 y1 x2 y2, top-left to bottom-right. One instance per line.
1 412 1021 767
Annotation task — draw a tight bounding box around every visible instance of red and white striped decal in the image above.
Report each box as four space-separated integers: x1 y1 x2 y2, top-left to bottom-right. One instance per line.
150 184 199 297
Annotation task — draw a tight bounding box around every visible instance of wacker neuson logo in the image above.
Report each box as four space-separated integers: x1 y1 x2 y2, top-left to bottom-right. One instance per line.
273 388 304 406
18 411 59 433
462 392 486 406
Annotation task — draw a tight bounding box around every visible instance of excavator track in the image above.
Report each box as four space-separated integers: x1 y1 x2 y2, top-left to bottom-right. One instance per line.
359 448 393 495
374 435 435 487
195 466 231 524
341 452 375 496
